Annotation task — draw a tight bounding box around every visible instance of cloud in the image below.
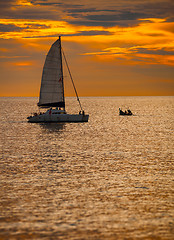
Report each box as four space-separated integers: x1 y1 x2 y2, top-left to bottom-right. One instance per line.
82 44 174 66
0 23 22 32
59 0 174 28
30 0 62 6
23 30 112 38
140 0 174 19
0 0 173 97
0 23 50 33
0 0 15 8
0 1 174 65
67 20 128 27
86 12 146 22
0 0 174 29
134 48 174 56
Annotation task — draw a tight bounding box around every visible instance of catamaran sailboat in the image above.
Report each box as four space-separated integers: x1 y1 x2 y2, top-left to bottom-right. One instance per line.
27 36 89 123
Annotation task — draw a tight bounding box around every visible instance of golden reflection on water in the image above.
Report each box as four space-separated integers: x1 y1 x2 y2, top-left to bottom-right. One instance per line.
0 97 173 239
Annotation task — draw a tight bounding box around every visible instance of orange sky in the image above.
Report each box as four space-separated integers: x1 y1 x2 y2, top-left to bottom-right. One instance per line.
0 0 174 96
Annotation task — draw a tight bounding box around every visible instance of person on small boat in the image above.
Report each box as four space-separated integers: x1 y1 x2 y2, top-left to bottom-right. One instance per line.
119 108 125 115
127 109 132 115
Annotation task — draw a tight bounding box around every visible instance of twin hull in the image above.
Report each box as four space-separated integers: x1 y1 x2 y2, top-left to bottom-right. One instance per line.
28 113 89 123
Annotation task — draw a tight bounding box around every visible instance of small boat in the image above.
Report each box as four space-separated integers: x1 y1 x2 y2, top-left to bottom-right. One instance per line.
119 108 133 116
27 36 89 123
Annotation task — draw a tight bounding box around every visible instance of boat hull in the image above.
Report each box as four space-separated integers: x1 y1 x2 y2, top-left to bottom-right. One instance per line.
28 113 89 123
119 112 132 116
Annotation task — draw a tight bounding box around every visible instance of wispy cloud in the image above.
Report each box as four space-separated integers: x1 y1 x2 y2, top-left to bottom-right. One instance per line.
0 16 174 66
0 0 174 96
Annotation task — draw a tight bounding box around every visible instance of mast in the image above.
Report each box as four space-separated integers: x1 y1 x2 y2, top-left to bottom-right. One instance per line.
62 48 83 112
59 36 65 109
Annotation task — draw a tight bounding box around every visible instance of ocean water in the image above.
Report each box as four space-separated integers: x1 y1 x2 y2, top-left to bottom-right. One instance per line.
0 96 173 240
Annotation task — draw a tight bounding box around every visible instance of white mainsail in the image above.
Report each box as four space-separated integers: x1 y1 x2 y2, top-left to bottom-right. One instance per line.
38 36 65 108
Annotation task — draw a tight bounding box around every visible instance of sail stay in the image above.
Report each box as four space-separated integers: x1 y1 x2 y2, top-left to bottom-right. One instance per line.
38 36 65 108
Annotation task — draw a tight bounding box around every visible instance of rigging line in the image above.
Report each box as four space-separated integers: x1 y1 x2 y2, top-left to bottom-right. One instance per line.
62 47 83 112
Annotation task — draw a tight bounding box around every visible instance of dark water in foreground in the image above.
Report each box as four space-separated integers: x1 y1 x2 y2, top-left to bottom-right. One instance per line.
0 96 174 240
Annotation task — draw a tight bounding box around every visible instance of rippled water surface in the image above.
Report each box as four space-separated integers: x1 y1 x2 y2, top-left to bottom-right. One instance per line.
0 96 174 239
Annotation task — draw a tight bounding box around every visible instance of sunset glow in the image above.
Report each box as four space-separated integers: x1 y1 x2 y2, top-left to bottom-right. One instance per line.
0 0 174 96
